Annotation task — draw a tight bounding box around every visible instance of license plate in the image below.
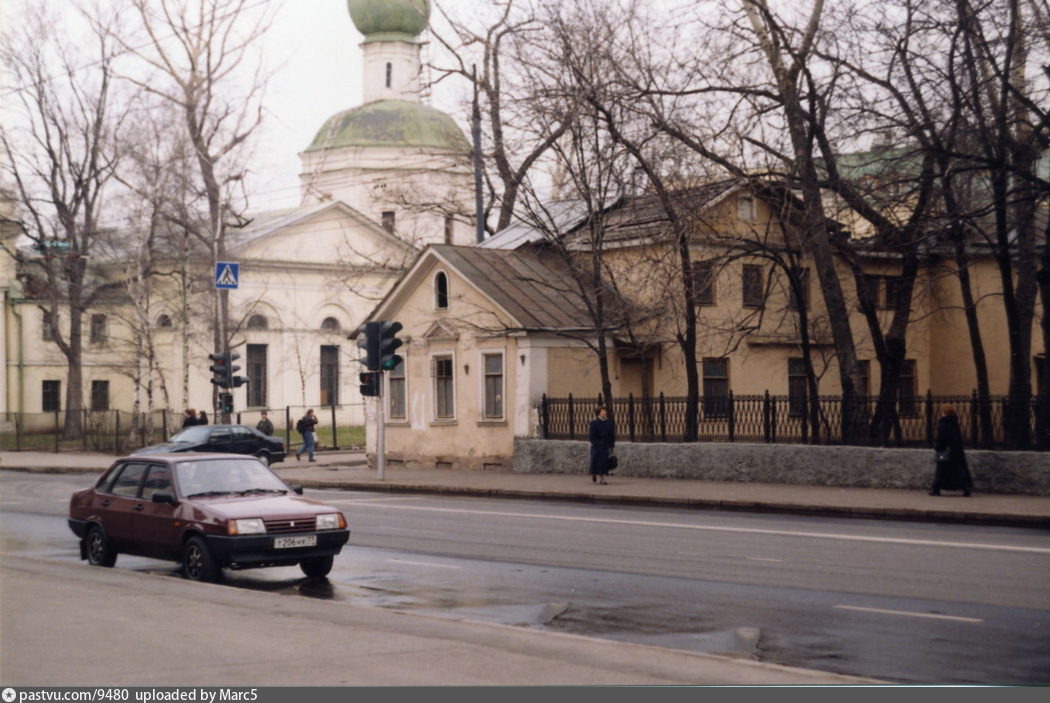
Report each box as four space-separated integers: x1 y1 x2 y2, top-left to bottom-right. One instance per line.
274 535 317 549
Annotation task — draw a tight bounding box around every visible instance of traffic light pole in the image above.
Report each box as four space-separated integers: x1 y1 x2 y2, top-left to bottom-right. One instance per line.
376 372 385 481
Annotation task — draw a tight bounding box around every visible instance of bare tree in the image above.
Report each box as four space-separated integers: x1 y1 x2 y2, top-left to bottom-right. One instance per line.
118 0 276 419
0 2 129 437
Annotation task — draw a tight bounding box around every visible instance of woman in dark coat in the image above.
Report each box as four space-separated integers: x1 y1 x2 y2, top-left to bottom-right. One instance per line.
930 405 972 496
588 406 615 485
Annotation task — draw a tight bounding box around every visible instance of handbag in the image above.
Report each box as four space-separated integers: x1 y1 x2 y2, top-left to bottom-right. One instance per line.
935 449 951 463
607 455 618 471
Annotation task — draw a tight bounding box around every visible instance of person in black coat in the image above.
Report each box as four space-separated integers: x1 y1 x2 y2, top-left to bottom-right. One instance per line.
588 406 615 485
930 405 972 496
182 409 197 428
197 410 208 425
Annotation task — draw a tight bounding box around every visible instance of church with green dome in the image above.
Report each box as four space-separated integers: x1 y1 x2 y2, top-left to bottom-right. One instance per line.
298 0 474 247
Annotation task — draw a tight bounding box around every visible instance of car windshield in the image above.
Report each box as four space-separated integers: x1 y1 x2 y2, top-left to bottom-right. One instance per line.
175 458 288 498
168 426 212 443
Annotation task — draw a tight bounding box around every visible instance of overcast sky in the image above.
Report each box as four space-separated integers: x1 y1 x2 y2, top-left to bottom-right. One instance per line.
250 1 469 210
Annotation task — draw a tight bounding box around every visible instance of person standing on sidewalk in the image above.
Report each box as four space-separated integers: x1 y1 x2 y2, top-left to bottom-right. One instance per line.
930 405 972 497
588 405 615 485
296 409 319 462
182 409 198 428
256 411 274 436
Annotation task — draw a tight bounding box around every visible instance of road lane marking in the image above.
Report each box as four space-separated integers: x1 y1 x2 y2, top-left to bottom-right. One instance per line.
351 503 1050 555
323 496 425 504
385 558 461 570
746 557 784 562
833 605 983 623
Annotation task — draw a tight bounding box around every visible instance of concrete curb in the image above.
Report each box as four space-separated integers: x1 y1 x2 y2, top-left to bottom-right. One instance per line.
288 478 1050 529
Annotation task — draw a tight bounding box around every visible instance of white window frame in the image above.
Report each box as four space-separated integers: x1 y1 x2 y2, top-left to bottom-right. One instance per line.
431 351 456 422
479 350 505 421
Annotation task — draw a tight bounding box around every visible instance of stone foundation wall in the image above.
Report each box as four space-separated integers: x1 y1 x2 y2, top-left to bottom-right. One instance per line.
511 439 1050 496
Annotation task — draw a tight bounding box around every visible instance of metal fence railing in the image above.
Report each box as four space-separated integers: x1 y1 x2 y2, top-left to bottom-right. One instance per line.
0 404 366 455
538 391 1049 450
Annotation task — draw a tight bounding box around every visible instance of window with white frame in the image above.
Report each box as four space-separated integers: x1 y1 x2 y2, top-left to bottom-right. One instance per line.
433 355 454 419
482 352 504 419
388 357 406 420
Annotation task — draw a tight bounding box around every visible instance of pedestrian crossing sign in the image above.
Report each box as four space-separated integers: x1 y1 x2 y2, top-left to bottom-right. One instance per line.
215 262 239 289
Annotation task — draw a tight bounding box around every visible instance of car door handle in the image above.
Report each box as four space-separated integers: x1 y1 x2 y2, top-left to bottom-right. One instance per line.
133 504 144 511
100 500 110 507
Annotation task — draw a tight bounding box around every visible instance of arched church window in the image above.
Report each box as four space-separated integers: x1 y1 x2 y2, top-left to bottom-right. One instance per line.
321 316 341 331
247 314 268 330
435 271 449 309
385 62 392 88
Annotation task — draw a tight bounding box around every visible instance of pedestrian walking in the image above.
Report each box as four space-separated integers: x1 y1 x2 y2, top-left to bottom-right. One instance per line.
198 410 208 425
296 409 319 462
256 411 274 436
930 405 972 497
182 409 198 428
588 405 615 485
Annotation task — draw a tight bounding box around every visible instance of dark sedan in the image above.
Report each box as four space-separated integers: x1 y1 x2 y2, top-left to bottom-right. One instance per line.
68 454 350 581
134 424 286 465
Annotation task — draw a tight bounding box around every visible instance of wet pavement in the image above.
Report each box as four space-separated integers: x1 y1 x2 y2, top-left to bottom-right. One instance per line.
3 448 1048 528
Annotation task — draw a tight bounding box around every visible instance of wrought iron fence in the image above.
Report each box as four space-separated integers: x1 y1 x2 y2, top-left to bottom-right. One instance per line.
539 391 1049 450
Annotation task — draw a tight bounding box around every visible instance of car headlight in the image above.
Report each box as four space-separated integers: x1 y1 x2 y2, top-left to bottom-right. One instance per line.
316 513 345 530
228 518 266 535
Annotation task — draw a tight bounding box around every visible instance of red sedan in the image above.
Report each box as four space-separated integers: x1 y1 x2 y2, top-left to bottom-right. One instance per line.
68 453 349 582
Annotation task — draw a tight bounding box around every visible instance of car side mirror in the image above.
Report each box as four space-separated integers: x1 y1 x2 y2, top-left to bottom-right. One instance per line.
152 492 178 506
291 485 304 495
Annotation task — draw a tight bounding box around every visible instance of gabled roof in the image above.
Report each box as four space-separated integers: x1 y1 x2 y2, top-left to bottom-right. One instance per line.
226 199 411 253
363 244 606 333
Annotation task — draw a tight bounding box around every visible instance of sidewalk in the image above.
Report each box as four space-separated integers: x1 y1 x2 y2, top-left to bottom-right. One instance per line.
2 449 1048 528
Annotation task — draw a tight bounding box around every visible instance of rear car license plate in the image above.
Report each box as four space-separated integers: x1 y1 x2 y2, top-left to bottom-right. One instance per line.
274 535 317 549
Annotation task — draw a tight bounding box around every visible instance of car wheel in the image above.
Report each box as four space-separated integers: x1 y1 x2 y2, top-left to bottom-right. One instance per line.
85 525 117 567
300 555 333 578
255 452 270 467
182 535 221 583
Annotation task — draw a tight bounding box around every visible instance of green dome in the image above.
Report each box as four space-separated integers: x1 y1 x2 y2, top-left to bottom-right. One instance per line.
347 0 430 42
306 100 470 153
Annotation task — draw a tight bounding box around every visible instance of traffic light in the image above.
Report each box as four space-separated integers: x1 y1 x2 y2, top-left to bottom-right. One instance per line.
359 371 380 397
379 321 403 371
220 392 234 415
209 352 232 388
227 352 248 388
364 321 381 371
209 351 248 388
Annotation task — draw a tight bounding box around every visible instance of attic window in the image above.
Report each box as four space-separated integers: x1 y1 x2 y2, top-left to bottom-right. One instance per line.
321 316 341 331
738 196 756 221
434 271 449 309
247 314 268 330
156 314 173 328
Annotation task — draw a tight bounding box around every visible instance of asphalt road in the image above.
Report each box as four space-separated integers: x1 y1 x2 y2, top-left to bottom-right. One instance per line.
2 471 1049 684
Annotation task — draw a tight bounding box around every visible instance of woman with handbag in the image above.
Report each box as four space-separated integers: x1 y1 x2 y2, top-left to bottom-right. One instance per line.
930 405 972 496
588 406 615 485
